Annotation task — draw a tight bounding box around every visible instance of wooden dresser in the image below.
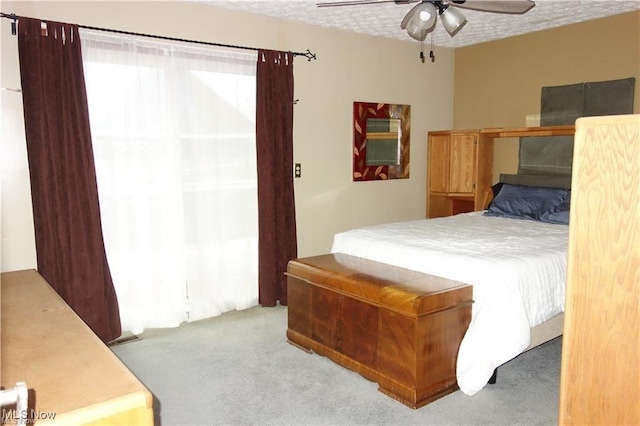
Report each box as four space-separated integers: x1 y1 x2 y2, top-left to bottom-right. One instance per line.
558 114 639 424
286 254 472 408
1 269 153 425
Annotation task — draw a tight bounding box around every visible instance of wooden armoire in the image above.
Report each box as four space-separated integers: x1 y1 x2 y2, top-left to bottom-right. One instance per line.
426 130 493 218
558 114 639 424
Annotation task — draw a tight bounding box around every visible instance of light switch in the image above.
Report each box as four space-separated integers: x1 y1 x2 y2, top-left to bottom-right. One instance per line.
294 163 301 178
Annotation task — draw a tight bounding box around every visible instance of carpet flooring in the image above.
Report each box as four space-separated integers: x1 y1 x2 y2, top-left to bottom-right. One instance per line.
110 305 562 425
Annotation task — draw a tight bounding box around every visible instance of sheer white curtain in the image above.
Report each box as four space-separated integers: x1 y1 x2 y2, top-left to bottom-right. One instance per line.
80 30 259 334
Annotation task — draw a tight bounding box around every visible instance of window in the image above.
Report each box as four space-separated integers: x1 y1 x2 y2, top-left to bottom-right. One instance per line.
81 30 258 334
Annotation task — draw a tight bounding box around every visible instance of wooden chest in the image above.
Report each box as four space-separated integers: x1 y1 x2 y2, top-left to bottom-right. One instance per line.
286 253 472 408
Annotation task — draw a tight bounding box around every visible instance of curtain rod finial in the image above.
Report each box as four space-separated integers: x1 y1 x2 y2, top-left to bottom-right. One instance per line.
10 13 17 35
301 49 316 61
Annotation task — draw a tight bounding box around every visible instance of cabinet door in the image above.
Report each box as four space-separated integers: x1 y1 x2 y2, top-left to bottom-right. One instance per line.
449 134 477 193
427 134 450 193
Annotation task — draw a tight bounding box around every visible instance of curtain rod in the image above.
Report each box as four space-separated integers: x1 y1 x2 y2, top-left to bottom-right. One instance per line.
1 12 317 61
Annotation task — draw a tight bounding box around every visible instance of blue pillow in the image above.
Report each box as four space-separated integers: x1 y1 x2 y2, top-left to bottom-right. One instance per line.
487 182 504 209
484 184 569 221
539 191 571 224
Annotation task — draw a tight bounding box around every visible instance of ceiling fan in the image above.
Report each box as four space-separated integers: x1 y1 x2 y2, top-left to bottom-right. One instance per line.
316 0 536 41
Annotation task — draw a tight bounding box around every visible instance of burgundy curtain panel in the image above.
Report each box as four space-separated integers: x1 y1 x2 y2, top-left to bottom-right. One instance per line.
256 50 298 306
17 18 121 343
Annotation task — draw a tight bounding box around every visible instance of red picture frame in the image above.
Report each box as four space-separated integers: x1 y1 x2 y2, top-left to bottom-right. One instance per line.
353 101 410 181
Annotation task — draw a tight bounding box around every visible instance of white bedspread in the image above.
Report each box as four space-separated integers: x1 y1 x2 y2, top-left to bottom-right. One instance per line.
330 212 568 396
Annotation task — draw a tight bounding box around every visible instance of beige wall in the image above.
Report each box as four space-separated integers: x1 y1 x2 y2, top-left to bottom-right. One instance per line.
0 1 455 272
453 12 640 182
4 3 637 273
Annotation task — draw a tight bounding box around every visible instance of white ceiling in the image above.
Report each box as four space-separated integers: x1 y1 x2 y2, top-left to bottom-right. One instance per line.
195 0 640 48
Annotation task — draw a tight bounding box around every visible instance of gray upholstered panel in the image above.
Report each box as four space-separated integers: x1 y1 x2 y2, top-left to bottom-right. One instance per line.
584 77 635 117
518 77 635 183
540 83 584 126
518 135 574 176
500 173 572 189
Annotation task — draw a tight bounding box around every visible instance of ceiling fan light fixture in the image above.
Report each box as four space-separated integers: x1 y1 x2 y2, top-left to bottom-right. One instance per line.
406 2 437 41
441 5 467 37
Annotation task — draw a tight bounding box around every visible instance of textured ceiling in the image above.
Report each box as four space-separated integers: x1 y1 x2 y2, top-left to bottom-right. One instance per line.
195 0 640 48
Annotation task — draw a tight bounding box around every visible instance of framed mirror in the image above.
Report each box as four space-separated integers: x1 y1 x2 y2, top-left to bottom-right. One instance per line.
353 101 410 181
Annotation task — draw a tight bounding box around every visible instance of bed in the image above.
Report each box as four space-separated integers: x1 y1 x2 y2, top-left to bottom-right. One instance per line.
286 175 571 406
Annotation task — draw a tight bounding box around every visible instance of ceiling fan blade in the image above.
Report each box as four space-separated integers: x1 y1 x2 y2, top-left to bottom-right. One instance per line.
400 2 424 29
317 0 416 7
450 0 535 14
